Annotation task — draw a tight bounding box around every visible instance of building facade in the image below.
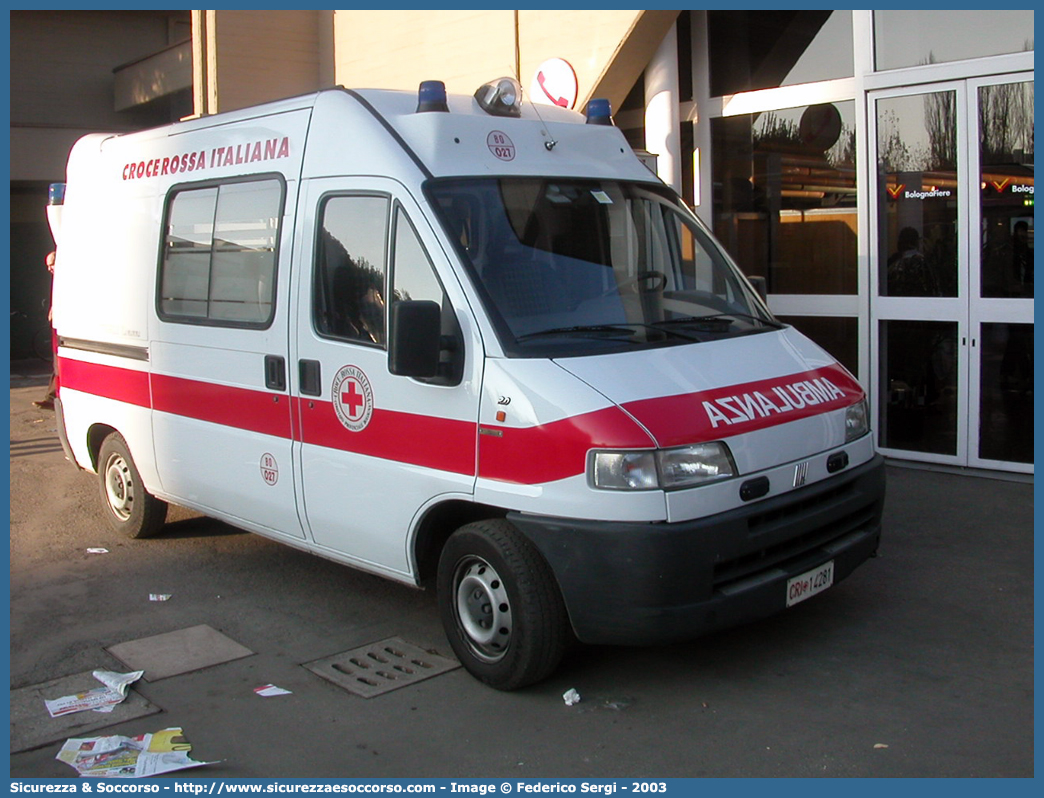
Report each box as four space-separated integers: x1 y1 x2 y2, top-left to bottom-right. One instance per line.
9 9 1033 475
10 10 193 360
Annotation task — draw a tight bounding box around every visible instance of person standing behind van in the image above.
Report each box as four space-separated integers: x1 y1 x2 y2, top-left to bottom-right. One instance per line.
33 251 58 410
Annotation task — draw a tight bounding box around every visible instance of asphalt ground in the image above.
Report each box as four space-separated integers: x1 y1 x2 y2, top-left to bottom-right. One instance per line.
6 362 1035 779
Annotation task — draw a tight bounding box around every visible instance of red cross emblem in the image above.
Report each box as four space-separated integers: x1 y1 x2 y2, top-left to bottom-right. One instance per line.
340 378 366 420
332 365 373 432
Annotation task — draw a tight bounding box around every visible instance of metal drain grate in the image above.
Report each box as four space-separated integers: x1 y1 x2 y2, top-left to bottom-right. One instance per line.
303 637 460 698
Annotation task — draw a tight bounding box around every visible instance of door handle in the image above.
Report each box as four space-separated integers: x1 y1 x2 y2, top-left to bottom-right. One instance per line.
299 359 322 397
264 354 286 391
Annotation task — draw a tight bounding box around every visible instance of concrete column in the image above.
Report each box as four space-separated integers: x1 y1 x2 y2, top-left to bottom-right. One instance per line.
689 11 713 222
190 10 211 117
644 23 681 194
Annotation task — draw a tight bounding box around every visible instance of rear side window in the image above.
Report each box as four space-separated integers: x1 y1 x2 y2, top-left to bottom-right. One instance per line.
159 177 284 327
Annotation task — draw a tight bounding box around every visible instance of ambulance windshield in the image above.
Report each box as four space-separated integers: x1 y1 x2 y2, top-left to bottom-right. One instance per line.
428 178 780 356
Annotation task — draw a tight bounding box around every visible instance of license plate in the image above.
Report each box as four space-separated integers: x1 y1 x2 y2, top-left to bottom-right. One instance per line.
786 560 834 607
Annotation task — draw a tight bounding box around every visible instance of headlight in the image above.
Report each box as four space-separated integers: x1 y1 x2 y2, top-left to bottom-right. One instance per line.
591 451 658 490
658 443 737 489
845 399 869 442
590 442 736 491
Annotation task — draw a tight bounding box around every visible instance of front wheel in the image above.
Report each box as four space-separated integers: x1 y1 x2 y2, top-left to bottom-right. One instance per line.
437 519 570 690
97 432 168 539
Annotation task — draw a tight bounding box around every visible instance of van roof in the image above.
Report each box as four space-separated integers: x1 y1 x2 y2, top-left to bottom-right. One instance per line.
348 87 657 183
75 85 659 186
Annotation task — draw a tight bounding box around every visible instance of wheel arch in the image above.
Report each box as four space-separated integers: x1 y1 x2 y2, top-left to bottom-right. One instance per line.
411 499 507 589
86 423 119 473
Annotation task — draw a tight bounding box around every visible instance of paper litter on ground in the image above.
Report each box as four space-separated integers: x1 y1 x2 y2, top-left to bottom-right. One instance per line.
56 727 213 778
254 683 293 697
44 670 144 718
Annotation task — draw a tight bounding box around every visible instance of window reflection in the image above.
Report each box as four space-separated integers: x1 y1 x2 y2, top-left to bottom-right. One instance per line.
879 319 958 456
712 101 857 295
708 11 853 96
392 208 442 305
160 180 281 325
876 92 958 297
315 196 388 346
874 10 1034 72
979 323 1033 463
980 81 1033 299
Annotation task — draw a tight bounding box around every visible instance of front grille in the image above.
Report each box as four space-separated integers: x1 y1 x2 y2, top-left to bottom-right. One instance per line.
747 480 855 534
712 481 878 589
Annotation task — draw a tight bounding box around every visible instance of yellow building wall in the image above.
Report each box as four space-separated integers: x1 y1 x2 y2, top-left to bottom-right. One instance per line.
332 10 517 97
517 10 676 110
197 9 323 114
331 10 677 111
194 9 679 117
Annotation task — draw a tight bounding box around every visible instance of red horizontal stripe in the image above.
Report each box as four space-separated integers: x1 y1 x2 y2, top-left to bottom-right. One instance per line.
56 358 860 487
58 358 151 407
623 363 863 447
297 399 476 476
151 373 293 439
478 406 653 484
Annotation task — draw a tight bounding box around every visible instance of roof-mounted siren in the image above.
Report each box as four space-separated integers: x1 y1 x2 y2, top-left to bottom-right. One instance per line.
585 98 614 126
475 77 522 118
417 80 449 113
47 182 66 247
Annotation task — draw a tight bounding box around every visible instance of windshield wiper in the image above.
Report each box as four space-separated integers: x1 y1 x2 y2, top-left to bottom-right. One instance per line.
655 312 783 330
517 324 640 341
516 323 702 343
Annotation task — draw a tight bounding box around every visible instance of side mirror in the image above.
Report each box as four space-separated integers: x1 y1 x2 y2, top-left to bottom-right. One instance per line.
389 300 442 378
747 275 768 303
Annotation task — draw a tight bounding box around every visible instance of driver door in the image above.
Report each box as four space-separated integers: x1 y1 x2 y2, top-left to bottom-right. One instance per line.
290 177 481 579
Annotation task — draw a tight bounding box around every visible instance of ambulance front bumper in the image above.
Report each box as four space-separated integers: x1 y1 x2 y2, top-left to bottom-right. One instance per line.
509 454 885 646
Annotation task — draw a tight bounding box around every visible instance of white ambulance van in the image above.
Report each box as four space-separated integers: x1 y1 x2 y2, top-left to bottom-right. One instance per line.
49 80 885 690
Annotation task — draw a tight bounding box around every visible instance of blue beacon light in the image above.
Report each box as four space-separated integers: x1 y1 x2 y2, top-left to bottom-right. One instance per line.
417 80 449 113
585 98 614 126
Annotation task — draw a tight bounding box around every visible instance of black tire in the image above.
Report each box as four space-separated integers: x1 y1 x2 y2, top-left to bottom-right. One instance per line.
97 432 168 539
437 519 570 690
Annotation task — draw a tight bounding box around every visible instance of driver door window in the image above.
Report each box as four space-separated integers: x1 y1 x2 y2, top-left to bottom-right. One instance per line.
314 195 388 346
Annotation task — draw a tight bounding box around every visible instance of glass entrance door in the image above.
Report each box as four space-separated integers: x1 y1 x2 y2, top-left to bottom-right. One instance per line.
870 75 1033 472
969 77 1033 470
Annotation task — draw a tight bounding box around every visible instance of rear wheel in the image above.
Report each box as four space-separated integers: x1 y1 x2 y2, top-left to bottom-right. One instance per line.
98 432 167 538
437 519 569 690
